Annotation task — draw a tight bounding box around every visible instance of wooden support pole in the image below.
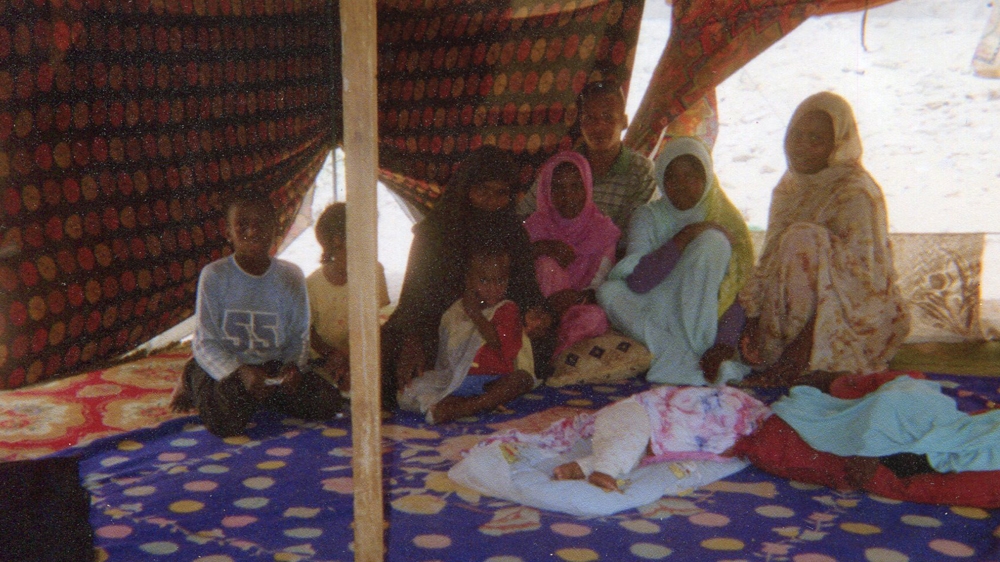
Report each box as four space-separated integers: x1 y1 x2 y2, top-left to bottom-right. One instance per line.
339 1 384 561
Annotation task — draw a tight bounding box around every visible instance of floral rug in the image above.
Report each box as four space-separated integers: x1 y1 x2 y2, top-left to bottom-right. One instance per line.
0 348 189 461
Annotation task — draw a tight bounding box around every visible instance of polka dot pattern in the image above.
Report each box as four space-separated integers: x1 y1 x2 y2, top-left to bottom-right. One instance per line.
0 0 332 389
630 542 672 559
58 373 1000 561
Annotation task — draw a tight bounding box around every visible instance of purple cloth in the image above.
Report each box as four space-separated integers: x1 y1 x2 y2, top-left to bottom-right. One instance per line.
626 240 682 294
715 302 745 348
625 240 745 348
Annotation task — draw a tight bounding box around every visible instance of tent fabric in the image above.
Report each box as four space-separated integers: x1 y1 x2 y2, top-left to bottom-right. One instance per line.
625 0 896 157
0 0 336 388
973 1 1000 78
375 0 646 212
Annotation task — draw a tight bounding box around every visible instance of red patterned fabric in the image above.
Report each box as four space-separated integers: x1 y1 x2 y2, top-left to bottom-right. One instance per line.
625 0 897 156
0 348 188 460
0 0 335 388
375 0 646 211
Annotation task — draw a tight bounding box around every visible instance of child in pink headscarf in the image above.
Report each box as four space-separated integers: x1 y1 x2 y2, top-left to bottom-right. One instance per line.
526 152 620 357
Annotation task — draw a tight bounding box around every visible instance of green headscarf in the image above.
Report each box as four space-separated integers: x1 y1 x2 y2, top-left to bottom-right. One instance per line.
650 136 754 317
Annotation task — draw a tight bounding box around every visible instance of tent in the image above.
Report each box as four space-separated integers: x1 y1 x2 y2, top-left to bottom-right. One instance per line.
2 0 998 558
8 0 995 391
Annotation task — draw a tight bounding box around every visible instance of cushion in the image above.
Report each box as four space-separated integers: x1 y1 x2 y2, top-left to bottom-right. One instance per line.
449 426 748 517
546 331 651 387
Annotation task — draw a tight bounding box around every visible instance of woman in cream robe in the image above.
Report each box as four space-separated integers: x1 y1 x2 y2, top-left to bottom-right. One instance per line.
739 92 910 384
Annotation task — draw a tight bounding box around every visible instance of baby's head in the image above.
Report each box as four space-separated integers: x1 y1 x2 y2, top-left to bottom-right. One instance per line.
225 190 279 261
315 203 347 264
578 80 628 155
465 244 511 310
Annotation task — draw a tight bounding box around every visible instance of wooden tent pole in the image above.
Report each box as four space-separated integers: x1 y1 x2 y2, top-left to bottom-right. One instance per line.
339 0 385 560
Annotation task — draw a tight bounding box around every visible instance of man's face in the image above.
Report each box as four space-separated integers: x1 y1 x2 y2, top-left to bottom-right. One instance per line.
579 92 628 154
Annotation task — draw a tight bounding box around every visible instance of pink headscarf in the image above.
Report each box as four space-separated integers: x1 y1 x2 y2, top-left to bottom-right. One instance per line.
524 151 620 290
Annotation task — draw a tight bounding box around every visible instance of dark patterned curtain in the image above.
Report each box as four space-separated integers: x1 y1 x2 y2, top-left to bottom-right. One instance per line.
376 0 646 211
0 0 336 388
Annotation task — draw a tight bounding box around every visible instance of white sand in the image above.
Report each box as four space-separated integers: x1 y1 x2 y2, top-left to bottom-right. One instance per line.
281 0 1000 305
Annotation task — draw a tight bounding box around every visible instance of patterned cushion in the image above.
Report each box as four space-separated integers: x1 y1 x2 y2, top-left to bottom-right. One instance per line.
546 331 650 387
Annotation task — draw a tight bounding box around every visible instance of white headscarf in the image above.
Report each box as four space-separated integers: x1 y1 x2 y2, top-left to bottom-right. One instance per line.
647 136 714 241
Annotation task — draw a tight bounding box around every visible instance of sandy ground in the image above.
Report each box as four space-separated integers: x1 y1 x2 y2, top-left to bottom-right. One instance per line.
279 0 1000 307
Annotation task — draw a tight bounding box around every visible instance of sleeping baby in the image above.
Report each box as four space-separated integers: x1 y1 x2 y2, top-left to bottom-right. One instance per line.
552 385 770 491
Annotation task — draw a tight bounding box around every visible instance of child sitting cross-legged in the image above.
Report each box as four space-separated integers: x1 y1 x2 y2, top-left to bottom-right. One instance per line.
169 191 343 437
398 238 536 424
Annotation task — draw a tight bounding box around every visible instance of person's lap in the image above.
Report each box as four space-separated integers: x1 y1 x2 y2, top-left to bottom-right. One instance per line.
185 360 341 437
598 231 730 384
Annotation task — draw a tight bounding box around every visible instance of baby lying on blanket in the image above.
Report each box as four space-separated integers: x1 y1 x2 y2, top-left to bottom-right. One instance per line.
552 385 770 492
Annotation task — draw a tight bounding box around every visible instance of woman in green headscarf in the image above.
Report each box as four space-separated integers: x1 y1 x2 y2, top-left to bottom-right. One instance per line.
597 136 753 385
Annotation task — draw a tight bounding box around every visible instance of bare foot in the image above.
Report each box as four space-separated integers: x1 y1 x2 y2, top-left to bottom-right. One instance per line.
844 456 880 490
700 344 735 384
168 375 193 413
588 471 621 492
553 461 585 481
738 318 764 367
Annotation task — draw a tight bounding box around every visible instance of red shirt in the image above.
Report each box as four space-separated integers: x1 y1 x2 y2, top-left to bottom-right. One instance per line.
468 301 523 375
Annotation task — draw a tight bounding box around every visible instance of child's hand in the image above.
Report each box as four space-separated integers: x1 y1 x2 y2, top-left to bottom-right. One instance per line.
278 363 303 394
237 365 273 401
533 240 576 268
462 286 486 317
464 287 502 351
523 307 552 339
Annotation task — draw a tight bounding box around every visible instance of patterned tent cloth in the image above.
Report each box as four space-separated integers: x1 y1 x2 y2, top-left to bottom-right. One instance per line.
374 0 646 209
9 0 994 391
0 0 336 388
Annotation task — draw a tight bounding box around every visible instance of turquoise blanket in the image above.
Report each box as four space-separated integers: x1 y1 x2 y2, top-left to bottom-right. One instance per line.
772 376 1000 472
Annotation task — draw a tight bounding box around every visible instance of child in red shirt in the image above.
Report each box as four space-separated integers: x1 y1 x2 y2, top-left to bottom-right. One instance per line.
398 244 535 424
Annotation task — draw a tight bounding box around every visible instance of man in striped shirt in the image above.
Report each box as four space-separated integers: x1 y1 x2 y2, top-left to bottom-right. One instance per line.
520 80 657 255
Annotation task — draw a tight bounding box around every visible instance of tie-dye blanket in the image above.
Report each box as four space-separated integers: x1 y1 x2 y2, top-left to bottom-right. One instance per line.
58 374 1000 561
